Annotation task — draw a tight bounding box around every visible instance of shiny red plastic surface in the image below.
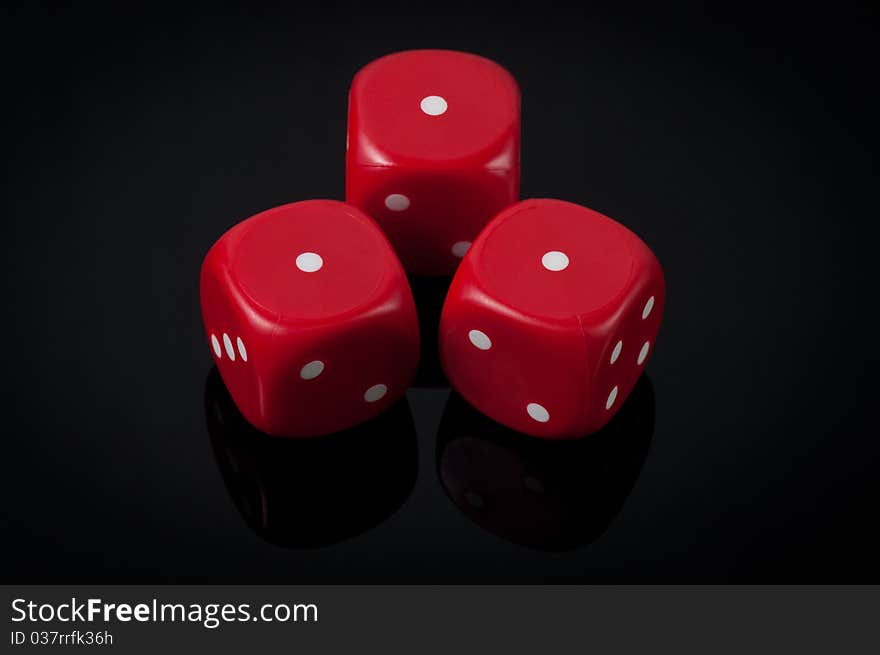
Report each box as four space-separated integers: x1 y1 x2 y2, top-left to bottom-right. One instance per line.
439 199 665 439
346 49 520 276
200 200 419 437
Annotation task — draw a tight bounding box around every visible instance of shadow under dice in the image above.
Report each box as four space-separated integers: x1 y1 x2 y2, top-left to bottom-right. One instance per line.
437 376 655 550
205 368 418 548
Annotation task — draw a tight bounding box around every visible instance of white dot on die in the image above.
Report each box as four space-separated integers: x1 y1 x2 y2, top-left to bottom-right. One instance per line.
638 341 650 365
541 251 570 271
384 194 410 211
642 296 655 320
296 252 323 273
523 475 546 494
451 241 471 258
464 490 485 510
211 334 222 358
236 337 248 362
606 386 619 410
468 329 492 350
222 333 235 361
420 95 448 116
610 340 623 364
364 384 388 403
527 403 550 423
300 360 325 380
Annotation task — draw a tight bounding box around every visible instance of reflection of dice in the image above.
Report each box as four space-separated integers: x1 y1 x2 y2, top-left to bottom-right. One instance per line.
440 199 664 438
200 200 419 437
205 368 418 548
437 376 654 551
346 50 520 276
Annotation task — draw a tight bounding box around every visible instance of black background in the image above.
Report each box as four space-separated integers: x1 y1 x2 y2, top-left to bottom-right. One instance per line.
2 1 877 582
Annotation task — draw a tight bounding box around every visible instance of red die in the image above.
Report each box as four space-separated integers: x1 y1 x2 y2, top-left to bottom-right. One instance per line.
346 49 520 276
200 200 419 437
439 199 665 439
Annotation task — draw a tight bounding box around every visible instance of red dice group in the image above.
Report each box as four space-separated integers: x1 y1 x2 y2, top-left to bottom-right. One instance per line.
200 49 664 439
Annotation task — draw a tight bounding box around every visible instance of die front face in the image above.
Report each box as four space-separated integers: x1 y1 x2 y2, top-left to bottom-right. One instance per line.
440 279 589 438
200 200 419 437
439 199 664 439
346 50 520 276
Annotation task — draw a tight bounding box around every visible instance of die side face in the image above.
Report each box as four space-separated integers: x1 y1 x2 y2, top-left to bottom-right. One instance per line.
584 259 664 434
440 199 665 439
439 277 589 438
347 166 517 275
200 200 419 437
264 289 420 436
346 49 520 276
200 257 265 432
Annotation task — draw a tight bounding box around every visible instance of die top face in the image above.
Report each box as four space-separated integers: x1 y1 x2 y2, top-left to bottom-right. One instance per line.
216 200 398 323
475 200 643 323
348 49 520 168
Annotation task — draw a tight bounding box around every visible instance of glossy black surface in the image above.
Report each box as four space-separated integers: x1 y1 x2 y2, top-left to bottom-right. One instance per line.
206 369 418 549
2 3 878 582
437 377 654 551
